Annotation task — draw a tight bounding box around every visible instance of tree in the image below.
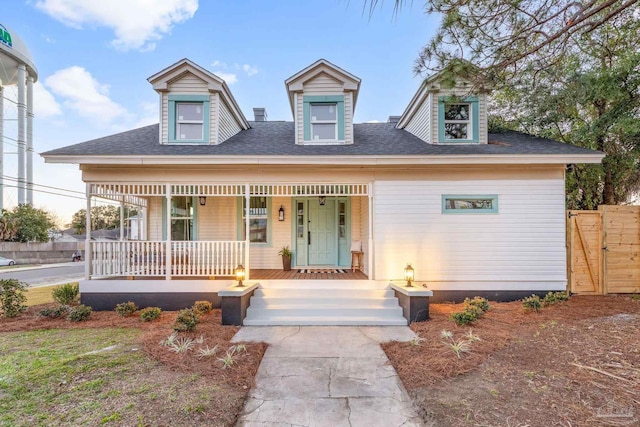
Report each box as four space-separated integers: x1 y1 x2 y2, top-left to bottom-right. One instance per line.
71 205 121 234
490 10 640 208
367 0 640 85
1 204 55 243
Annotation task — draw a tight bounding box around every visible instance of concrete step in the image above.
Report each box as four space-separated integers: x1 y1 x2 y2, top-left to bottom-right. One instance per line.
249 297 399 308
246 306 403 318
253 288 394 298
243 316 408 326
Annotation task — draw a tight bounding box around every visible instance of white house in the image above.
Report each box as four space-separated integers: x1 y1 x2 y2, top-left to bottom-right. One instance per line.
42 58 603 325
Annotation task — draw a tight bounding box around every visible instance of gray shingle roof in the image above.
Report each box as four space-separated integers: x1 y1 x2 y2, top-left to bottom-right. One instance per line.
42 121 601 158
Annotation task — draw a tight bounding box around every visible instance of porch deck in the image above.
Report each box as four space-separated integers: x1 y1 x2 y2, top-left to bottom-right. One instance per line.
250 269 368 280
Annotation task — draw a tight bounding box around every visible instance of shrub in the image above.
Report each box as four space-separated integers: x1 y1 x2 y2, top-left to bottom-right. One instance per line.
192 300 213 315
115 301 138 317
39 305 69 319
67 304 92 322
174 308 199 332
522 294 542 312
464 296 490 312
450 306 480 326
0 278 27 318
140 306 162 322
52 283 79 305
542 291 569 306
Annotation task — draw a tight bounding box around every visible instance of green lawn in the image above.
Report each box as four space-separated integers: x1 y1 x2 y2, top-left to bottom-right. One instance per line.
24 285 64 306
0 327 239 426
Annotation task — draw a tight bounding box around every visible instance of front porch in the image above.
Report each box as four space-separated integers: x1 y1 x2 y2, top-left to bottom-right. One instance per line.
84 182 374 281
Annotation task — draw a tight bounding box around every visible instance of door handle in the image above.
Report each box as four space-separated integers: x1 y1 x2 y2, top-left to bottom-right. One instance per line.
308 231 311 245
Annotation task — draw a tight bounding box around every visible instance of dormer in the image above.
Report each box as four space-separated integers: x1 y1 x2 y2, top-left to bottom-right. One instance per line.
285 59 361 145
147 59 249 145
397 65 492 145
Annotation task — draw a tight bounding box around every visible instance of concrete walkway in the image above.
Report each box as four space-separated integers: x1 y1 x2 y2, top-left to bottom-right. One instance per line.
232 326 424 427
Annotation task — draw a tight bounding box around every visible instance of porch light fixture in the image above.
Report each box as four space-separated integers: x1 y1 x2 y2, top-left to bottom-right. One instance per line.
318 196 326 206
278 205 285 221
404 264 414 287
235 264 245 287
199 196 207 206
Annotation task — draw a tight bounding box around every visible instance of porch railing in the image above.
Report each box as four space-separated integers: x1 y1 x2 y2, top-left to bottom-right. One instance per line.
90 240 246 278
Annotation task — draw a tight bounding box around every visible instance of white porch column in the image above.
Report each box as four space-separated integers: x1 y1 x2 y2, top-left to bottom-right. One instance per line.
368 183 374 280
85 183 91 280
165 184 172 280
244 184 250 280
119 201 125 240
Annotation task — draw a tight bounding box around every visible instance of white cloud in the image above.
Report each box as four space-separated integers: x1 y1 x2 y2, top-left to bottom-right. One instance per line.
365 120 381 123
211 60 227 68
35 0 198 52
45 66 126 123
133 101 159 128
33 81 62 118
242 64 258 76
214 72 238 85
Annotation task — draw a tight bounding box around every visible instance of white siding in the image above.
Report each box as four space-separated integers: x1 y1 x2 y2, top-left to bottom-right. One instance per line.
303 72 344 93
295 93 303 144
360 196 370 276
160 93 168 144
147 197 163 241
218 98 242 143
431 90 488 144
198 196 236 240
344 91 353 144
404 93 431 143
373 178 566 289
168 73 209 93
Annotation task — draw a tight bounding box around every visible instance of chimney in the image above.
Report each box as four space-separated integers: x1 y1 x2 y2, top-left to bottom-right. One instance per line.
387 115 401 125
253 107 267 122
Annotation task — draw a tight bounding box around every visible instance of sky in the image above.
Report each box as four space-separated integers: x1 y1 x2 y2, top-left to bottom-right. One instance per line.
2 0 439 225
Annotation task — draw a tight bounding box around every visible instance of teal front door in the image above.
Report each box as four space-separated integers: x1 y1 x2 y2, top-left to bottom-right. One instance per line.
308 198 337 265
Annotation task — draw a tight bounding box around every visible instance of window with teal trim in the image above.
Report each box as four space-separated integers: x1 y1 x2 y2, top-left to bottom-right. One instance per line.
303 95 345 142
242 197 269 243
438 96 479 143
442 195 498 214
168 95 210 143
162 196 197 240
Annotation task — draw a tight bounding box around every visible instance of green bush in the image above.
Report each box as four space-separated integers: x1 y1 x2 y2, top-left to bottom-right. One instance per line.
464 296 491 312
52 283 79 305
522 294 542 312
542 291 569 306
140 306 162 322
0 278 27 318
39 305 69 319
174 308 199 332
192 300 213 315
115 301 138 317
67 304 92 322
450 305 485 326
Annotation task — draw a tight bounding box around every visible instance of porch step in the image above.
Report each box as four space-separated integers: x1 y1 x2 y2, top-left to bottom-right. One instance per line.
243 280 407 326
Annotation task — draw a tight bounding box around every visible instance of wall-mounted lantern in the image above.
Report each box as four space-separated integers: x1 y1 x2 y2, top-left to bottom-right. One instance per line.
319 196 326 206
235 264 245 287
199 196 207 206
278 205 285 221
404 264 414 287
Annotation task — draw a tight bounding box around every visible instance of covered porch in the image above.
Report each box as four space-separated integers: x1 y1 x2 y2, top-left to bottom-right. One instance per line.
84 182 373 281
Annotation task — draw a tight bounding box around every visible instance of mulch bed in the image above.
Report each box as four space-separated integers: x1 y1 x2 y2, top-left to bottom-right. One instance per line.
383 295 640 426
0 304 266 391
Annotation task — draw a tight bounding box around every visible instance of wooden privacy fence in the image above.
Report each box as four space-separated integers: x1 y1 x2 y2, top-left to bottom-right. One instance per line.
568 205 640 294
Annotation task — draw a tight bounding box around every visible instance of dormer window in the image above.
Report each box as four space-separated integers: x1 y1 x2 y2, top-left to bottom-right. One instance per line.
176 103 204 140
168 94 210 144
310 103 337 140
303 95 345 143
438 96 479 143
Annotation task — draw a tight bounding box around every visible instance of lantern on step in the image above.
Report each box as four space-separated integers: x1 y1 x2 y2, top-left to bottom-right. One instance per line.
235 264 245 287
404 264 414 287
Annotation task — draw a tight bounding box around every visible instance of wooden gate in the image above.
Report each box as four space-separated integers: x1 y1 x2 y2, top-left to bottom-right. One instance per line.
568 210 603 294
568 206 640 294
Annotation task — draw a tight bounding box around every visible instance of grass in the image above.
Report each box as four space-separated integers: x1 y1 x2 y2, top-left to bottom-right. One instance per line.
0 328 229 426
25 285 71 306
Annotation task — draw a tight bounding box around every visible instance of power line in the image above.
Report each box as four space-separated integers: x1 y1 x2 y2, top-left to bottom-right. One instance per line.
1 174 85 195
0 184 86 201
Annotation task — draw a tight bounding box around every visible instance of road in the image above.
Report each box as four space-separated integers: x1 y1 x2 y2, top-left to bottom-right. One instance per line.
0 262 85 287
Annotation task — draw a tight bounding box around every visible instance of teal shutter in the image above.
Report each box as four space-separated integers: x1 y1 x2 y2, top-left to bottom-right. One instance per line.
162 198 167 241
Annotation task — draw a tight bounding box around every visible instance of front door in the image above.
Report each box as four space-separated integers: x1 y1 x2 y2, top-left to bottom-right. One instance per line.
308 198 337 265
